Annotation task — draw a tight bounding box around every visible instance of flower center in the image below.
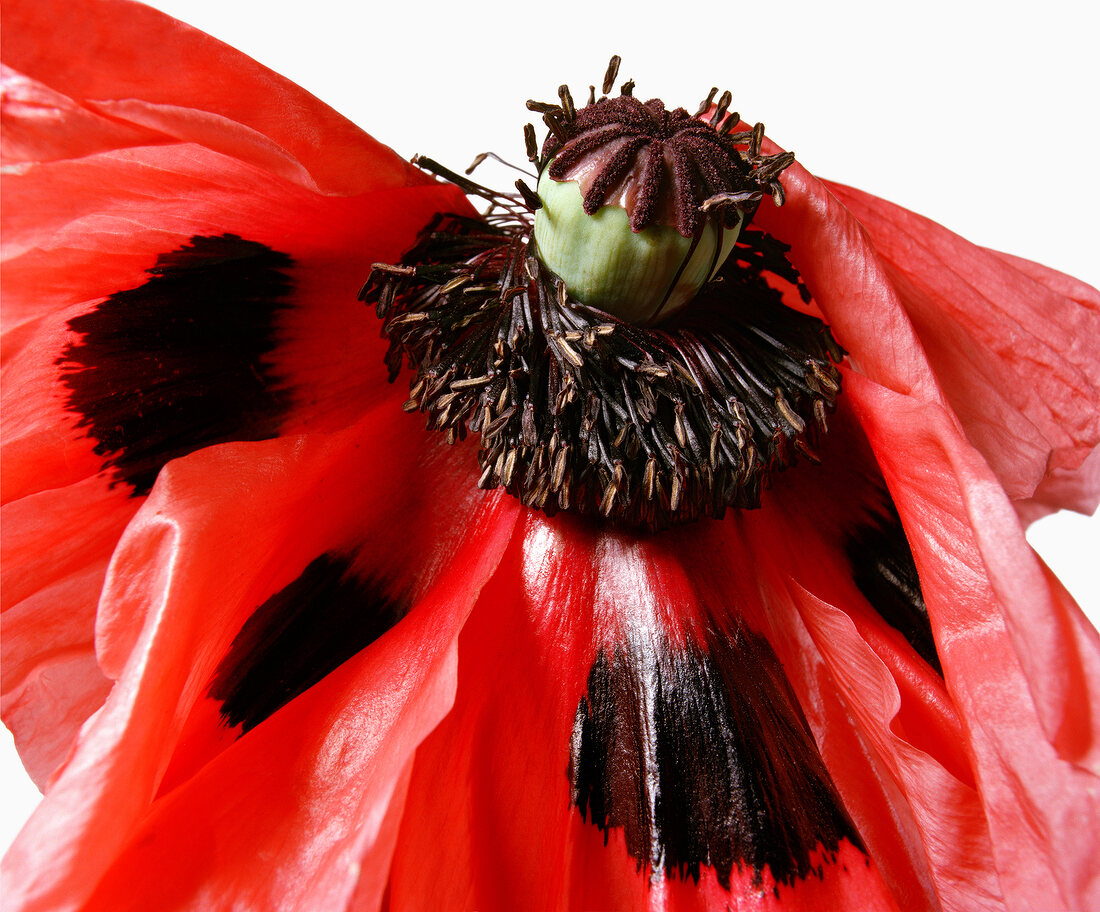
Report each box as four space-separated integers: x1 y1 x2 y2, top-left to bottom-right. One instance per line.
530 71 789 325
362 60 840 531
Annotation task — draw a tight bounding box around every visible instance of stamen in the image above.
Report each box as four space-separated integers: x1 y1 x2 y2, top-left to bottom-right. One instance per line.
514 179 542 211
602 55 621 95
558 84 576 122
709 90 732 128
365 66 837 529
695 87 718 118
364 203 840 529
524 123 539 163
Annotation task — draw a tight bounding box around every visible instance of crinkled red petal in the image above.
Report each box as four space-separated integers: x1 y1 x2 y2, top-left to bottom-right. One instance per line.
825 181 1100 509
675 409 998 911
2 398 519 911
847 370 1100 908
751 161 943 405
2 0 470 784
752 149 1100 521
1 477 136 786
1 0 425 195
388 511 901 911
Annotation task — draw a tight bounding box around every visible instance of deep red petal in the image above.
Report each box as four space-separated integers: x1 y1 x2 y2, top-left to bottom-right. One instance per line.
751 162 942 405
846 371 1100 908
78 503 514 912
1015 445 1100 525
702 508 1001 912
0 62 160 165
3 147 462 501
751 149 1100 521
0 151 458 785
825 181 1100 507
653 408 1000 912
389 512 901 911
2 0 469 785
2 400 519 911
1 0 425 195
1 477 135 786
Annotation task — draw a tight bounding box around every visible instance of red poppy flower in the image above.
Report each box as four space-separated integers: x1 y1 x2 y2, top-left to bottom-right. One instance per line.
3 1 1099 910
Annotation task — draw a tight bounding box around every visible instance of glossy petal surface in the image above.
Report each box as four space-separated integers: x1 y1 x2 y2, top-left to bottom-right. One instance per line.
3 400 519 912
1 0 468 785
827 182 1100 508
3 4 1100 912
389 512 899 911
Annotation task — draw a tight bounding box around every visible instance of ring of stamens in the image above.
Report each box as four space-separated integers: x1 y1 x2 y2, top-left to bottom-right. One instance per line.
364 206 840 529
362 63 841 530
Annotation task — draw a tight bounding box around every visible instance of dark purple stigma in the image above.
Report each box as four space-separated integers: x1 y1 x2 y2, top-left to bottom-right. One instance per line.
543 95 763 237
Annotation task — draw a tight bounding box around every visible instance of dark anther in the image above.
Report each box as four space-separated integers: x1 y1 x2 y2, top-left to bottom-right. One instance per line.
515 179 542 211
710 89 733 128
524 124 539 163
542 111 568 143
526 100 561 115
751 122 765 157
719 114 742 136
695 86 718 118
558 84 576 122
602 55 621 95
465 152 489 175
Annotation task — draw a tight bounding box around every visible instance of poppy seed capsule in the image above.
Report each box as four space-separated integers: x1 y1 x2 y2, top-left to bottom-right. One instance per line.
531 95 780 325
533 170 742 324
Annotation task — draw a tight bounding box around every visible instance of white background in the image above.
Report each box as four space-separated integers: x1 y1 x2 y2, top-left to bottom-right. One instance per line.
3 0 1098 854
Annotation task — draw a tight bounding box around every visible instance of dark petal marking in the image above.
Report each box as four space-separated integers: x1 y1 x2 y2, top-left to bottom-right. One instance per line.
847 508 942 675
208 553 410 733
570 629 864 890
59 234 294 496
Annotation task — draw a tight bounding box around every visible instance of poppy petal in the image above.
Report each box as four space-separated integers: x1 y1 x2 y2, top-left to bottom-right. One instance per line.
79 509 515 912
1015 445 1100 525
388 514 900 910
711 490 1000 909
750 161 941 405
1 151 459 781
0 477 135 786
2 0 468 782
846 370 1100 909
2 398 519 911
751 154 1100 520
0 61 160 165
825 181 1100 507
624 400 1002 912
0 0 419 195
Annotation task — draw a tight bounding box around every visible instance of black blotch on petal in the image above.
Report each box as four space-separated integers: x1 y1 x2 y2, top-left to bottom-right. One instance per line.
59 234 294 496
209 553 409 733
569 628 863 890
847 508 942 675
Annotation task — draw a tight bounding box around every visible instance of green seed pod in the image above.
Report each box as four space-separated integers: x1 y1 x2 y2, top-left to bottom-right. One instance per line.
533 169 742 324
530 94 782 325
